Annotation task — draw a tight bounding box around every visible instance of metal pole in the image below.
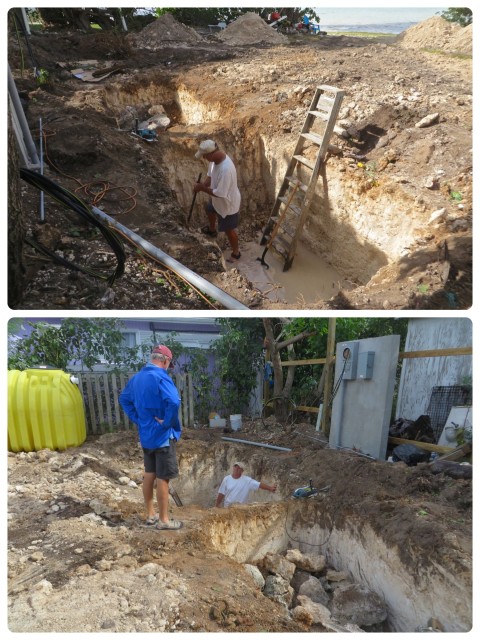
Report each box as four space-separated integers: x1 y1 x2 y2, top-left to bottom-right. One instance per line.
8 66 40 169
39 118 45 222
221 437 291 452
90 205 249 311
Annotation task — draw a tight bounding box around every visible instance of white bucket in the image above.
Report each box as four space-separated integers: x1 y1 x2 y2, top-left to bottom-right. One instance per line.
230 414 242 431
209 418 226 428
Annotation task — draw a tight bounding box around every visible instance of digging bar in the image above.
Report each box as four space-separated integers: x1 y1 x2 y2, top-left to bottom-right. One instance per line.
187 172 202 228
169 487 183 507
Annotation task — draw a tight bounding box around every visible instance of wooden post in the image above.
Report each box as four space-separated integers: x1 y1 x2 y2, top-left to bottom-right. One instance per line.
321 318 336 436
263 347 271 410
187 373 195 427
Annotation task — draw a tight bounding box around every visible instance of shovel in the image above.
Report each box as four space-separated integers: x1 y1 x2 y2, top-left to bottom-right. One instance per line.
257 181 300 269
187 173 202 228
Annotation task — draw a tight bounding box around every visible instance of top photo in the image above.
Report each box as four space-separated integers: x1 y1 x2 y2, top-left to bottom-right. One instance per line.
7 7 473 311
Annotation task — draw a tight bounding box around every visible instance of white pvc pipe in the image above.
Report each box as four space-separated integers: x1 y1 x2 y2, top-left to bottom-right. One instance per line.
8 66 40 168
21 8 31 35
90 205 249 310
222 437 291 452
315 402 323 431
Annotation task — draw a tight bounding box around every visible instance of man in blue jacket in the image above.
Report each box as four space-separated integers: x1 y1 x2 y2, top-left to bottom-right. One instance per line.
120 344 183 530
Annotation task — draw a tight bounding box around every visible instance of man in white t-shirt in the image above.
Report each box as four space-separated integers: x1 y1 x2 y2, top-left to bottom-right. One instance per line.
193 139 242 263
215 461 277 507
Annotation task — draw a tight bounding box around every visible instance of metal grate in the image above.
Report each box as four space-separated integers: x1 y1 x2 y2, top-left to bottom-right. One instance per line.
426 386 473 442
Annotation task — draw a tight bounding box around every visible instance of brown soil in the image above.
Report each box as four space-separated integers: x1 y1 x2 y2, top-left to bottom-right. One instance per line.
8 14 472 310
7 421 472 632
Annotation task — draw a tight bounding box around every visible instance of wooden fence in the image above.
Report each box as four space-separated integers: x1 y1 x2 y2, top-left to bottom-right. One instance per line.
279 345 472 444
77 372 194 435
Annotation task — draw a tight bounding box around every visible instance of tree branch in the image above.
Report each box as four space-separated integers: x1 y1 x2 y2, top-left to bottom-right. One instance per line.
277 330 316 351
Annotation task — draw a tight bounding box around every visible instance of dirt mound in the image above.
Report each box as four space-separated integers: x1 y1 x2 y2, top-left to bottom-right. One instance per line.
445 23 472 54
397 15 464 51
217 12 287 46
128 13 203 50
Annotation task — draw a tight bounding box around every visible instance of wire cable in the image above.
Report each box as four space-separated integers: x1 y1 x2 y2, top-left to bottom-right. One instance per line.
20 168 126 284
284 499 333 548
38 126 138 216
329 356 348 406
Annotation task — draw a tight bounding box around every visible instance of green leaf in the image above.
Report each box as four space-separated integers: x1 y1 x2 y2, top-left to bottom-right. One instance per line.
417 284 429 294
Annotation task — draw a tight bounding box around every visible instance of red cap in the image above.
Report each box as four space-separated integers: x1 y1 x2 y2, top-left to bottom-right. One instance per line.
152 344 173 361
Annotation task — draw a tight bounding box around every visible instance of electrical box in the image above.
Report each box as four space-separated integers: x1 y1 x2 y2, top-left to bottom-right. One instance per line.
340 341 359 380
358 351 375 380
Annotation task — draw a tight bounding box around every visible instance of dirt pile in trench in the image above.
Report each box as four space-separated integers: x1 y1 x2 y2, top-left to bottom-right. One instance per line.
217 12 287 46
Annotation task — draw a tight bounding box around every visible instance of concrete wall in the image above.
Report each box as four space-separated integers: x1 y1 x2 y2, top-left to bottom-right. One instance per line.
329 334 400 460
395 318 472 421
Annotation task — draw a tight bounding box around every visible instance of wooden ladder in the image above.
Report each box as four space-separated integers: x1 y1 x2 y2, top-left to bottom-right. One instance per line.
259 85 345 272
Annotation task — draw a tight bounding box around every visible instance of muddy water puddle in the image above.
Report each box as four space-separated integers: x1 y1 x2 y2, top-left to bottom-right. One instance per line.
227 236 354 305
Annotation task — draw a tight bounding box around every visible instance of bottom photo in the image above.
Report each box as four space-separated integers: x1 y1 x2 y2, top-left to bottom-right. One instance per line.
7 316 472 633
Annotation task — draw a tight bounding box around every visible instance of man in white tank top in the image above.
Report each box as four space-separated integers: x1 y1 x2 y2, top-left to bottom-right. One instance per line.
193 139 242 263
215 462 277 507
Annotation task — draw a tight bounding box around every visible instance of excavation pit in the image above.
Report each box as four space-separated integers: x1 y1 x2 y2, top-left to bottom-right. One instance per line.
103 77 443 305
7 427 471 633
172 441 472 632
104 83 390 302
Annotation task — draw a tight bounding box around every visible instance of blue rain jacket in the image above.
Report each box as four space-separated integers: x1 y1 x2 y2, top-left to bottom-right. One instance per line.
119 364 182 449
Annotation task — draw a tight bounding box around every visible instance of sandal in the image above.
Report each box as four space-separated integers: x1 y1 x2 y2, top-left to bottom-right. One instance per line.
144 514 159 526
155 519 184 531
226 252 241 263
201 225 218 238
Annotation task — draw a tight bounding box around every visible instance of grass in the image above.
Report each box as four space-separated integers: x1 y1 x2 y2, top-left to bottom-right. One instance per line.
422 47 471 59
328 31 395 39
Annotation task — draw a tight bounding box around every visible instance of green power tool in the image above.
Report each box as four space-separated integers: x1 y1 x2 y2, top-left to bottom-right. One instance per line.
293 479 318 498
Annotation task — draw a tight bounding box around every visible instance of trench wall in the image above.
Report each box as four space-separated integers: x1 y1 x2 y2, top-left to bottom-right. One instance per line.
103 79 429 286
174 449 471 633
204 501 471 633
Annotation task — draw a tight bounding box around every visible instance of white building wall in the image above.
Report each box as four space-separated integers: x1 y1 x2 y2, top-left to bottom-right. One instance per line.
395 318 472 421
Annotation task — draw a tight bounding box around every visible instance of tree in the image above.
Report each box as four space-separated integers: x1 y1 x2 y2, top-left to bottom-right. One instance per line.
212 318 264 416
7 318 152 372
263 318 318 422
155 7 245 26
440 8 472 27
262 317 408 421
34 8 140 31
155 7 320 26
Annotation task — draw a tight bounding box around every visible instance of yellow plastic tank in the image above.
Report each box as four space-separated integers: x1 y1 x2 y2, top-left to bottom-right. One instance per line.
8 369 87 452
